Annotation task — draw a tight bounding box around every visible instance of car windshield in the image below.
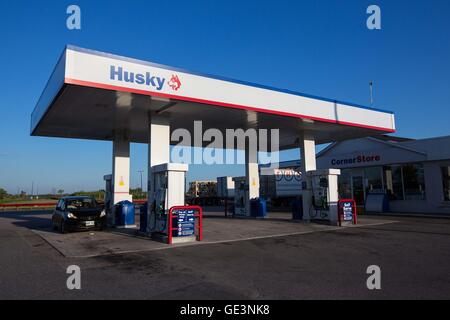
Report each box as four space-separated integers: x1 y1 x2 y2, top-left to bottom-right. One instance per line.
66 198 97 210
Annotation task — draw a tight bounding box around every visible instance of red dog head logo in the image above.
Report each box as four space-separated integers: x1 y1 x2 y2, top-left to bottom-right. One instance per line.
168 74 182 91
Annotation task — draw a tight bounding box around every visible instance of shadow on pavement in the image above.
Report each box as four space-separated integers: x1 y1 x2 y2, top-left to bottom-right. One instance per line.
0 210 55 232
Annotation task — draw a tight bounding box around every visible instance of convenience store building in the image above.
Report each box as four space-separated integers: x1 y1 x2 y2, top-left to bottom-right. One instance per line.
316 135 450 215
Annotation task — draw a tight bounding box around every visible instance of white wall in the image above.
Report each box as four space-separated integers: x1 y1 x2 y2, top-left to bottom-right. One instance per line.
317 139 427 170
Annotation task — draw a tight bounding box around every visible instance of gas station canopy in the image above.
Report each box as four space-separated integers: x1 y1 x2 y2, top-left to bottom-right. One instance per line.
31 45 395 148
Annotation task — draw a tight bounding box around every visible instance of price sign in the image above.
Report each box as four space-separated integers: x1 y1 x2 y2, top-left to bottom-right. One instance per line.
173 209 196 237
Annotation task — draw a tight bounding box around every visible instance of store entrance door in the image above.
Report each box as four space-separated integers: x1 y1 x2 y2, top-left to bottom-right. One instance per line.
352 176 365 205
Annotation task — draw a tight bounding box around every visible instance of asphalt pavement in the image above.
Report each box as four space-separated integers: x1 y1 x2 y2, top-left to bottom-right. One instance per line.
0 210 449 299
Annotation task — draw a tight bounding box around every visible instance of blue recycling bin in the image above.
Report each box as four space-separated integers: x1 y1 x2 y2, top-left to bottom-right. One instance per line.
250 198 267 217
115 200 135 226
139 202 148 232
292 197 303 220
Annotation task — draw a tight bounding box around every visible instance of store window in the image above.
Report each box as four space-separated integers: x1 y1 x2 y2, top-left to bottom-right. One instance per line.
403 164 426 200
442 166 450 201
384 163 426 201
364 166 383 192
392 165 404 200
338 169 352 199
352 176 365 205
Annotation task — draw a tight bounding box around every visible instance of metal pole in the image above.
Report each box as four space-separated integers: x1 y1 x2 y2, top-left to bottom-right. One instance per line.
224 197 228 218
138 170 144 191
369 81 374 106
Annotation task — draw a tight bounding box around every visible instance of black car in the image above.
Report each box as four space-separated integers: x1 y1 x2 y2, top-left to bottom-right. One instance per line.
52 196 106 233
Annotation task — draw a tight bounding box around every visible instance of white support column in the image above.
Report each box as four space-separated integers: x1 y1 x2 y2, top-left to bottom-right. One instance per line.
110 133 132 226
245 144 260 216
326 170 340 224
300 134 316 221
147 114 171 218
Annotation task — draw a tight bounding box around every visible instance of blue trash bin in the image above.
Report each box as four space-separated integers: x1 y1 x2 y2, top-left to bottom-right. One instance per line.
115 200 135 226
250 198 267 217
292 197 303 220
140 202 148 232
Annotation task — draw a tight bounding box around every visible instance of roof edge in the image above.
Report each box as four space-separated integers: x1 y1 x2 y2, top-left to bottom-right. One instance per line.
66 44 395 115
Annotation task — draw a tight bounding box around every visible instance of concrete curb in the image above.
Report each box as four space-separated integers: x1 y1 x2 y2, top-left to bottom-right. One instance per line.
364 212 450 220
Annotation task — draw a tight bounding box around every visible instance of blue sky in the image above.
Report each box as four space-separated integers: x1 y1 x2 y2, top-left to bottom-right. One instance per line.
1 0 450 194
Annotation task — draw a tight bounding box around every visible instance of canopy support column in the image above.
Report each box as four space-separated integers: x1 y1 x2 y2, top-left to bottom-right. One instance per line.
147 114 171 230
300 134 317 222
245 144 260 216
110 133 132 226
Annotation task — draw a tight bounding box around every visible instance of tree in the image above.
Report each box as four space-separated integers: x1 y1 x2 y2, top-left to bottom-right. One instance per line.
57 189 64 196
0 188 9 200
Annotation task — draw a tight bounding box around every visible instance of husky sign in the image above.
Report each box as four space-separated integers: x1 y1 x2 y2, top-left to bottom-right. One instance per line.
110 66 171 91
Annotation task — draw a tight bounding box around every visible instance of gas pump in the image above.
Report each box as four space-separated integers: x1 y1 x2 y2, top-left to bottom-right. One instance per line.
304 169 341 224
312 175 330 211
103 174 113 226
149 168 169 234
232 177 248 216
147 163 188 239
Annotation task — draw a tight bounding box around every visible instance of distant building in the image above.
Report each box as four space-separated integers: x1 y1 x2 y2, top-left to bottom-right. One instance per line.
187 180 217 198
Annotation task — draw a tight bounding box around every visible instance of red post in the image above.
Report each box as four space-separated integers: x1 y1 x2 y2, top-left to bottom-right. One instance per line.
338 204 342 227
168 208 173 244
198 207 203 241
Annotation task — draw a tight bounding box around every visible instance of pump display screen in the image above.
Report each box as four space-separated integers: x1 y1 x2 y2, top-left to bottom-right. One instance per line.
173 209 196 237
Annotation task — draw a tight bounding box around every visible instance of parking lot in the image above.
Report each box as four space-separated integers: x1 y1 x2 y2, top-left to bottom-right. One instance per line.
6 208 391 258
1 209 450 299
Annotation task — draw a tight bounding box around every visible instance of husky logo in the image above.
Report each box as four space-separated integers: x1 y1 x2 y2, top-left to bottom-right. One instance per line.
110 66 165 91
168 74 182 91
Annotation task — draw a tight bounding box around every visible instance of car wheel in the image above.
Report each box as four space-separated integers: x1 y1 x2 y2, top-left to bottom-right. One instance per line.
60 221 67 234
